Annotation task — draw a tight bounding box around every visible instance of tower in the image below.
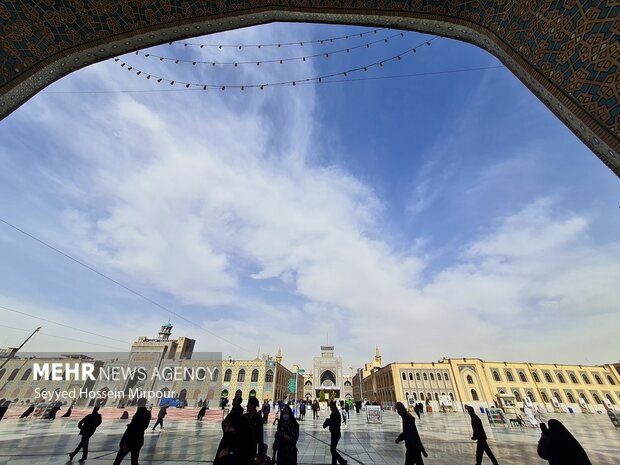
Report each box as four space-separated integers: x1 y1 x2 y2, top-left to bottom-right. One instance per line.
276 347 282 364
375 345 382 365
158 322 173 340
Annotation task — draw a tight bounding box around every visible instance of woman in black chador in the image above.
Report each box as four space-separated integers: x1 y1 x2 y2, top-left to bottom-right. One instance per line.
537 419 592 465
113 398 152 465
273 404 299 465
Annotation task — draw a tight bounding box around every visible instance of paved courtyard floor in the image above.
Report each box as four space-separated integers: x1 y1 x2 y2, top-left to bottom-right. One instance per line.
0 409 618 464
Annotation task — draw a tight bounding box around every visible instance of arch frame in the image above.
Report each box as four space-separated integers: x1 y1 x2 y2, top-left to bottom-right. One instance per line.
0 3 618 176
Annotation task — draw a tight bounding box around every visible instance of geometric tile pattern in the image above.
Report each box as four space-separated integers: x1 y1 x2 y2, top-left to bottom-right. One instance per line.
0 1 618 175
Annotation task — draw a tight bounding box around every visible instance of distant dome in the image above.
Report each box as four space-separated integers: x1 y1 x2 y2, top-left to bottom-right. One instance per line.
162 322 173 328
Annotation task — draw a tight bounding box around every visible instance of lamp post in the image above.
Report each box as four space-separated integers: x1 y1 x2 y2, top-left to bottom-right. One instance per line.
0 326 41 372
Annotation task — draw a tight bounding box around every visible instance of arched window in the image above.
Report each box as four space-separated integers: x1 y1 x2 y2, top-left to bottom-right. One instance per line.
553 391 562 402
212 368 219 382
426 392 431 400
224 369 232 382
344 381 351 387
402 373 406 381
405 392 409 399
582 374 591 385
506 371 514 382
449 393 454 401
466 375 474 384
444 373 449 381
434 393 439 401
557 373 565 383
305 380 312 387
492 371 501 382
251 369 259 382
532 372 540 383
566 392 575 403
409 372 413 380
183 368 192 381
594 374 603 385
0 368 5 379
437 372 442 380
518 371 527 382
430 373 435 381
527 391 535 402
237 369 246 382
470 389 479 401
416 373 421 381
423 373 428 381
20 369 32 381
608 375 617 385
412 392 417 401
544 372 553 383
592 393 602 404
513 391 522 402
579 392 589 403
420 392 425 400
265 370 273 383
541 391 549 403
606 394 616 405
569 373 578 383
7 369 20 381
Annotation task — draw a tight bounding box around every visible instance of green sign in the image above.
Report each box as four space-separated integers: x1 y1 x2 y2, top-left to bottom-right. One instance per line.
298 369 305 374
287 379 296 393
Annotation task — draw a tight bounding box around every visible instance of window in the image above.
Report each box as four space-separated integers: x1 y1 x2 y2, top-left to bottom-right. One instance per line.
0 368 5 379
7 369 19 381
569 373 578 383
437 372 442 380
449 393 454 401
514 391 522 402
541 391 549 403
344 381 351 387
430 373 435 381
466 375 473 384
409 373 413 380
212 368 219 382
251 369 259 382
305 380 312 387
544 372 553 383
566 392 575 403
20 369 32 381
412 392 417 401
470 389 479 401
444 373 449 381
402 373 406 381
423 373 428 381
592 393 602 404
506 371 514 382
518 372 527 382
492 371 501 382
594 374 603 385
579 392 589 403
607 375 616 385
532 372 540 383
557 373 565 384
553 391 563 403
434 393 439 401
416 373 421 381
265 370 273 383
606 394 616 405
527 391 535 402
237 369 245 382
426 392 431 400
582 374 591 385
224 369 232 382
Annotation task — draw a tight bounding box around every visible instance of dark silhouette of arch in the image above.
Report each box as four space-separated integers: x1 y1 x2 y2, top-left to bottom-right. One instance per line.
0 1 617 175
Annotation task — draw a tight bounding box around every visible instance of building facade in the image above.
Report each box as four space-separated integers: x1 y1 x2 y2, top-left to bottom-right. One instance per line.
360 356 620 414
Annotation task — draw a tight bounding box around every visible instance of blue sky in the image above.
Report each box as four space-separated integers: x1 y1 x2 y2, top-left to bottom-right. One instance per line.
0 23 619 370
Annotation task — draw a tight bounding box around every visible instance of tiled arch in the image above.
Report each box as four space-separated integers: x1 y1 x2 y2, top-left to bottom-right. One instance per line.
0 1 618 176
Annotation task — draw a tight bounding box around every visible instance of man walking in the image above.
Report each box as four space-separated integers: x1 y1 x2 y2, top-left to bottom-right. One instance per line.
152 403 168 431
113 398 152 465
262 400 271 424
467 406 499 465
323 401 347 465
395 402 428 465
69 406 102 462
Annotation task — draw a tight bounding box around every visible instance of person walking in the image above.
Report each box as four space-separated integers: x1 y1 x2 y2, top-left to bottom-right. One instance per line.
262 400 271 425
312 400 318 419
152 403 168 431
19 404 34 418
244 397 265 460
197 405 207 421
113 398 152 465
47 402 61 419
69 406 102 462
344 400 350 420
395 402 428 465
323 401 347 465
537 419 591 465
299 401 306 421
273 404 299 465
467 406 499 465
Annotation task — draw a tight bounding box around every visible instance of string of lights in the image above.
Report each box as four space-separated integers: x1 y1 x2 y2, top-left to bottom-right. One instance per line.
115 37 438 91
174 27 384 48
40 65 506 94
139 31 408 67
0 217 255 355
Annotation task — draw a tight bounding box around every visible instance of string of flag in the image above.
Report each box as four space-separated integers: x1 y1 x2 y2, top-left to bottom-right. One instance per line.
139 31 408 67
174 27 384 49
114 37 438 91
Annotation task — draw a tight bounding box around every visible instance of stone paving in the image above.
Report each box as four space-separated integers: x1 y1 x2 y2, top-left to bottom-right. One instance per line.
0 408 618 464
